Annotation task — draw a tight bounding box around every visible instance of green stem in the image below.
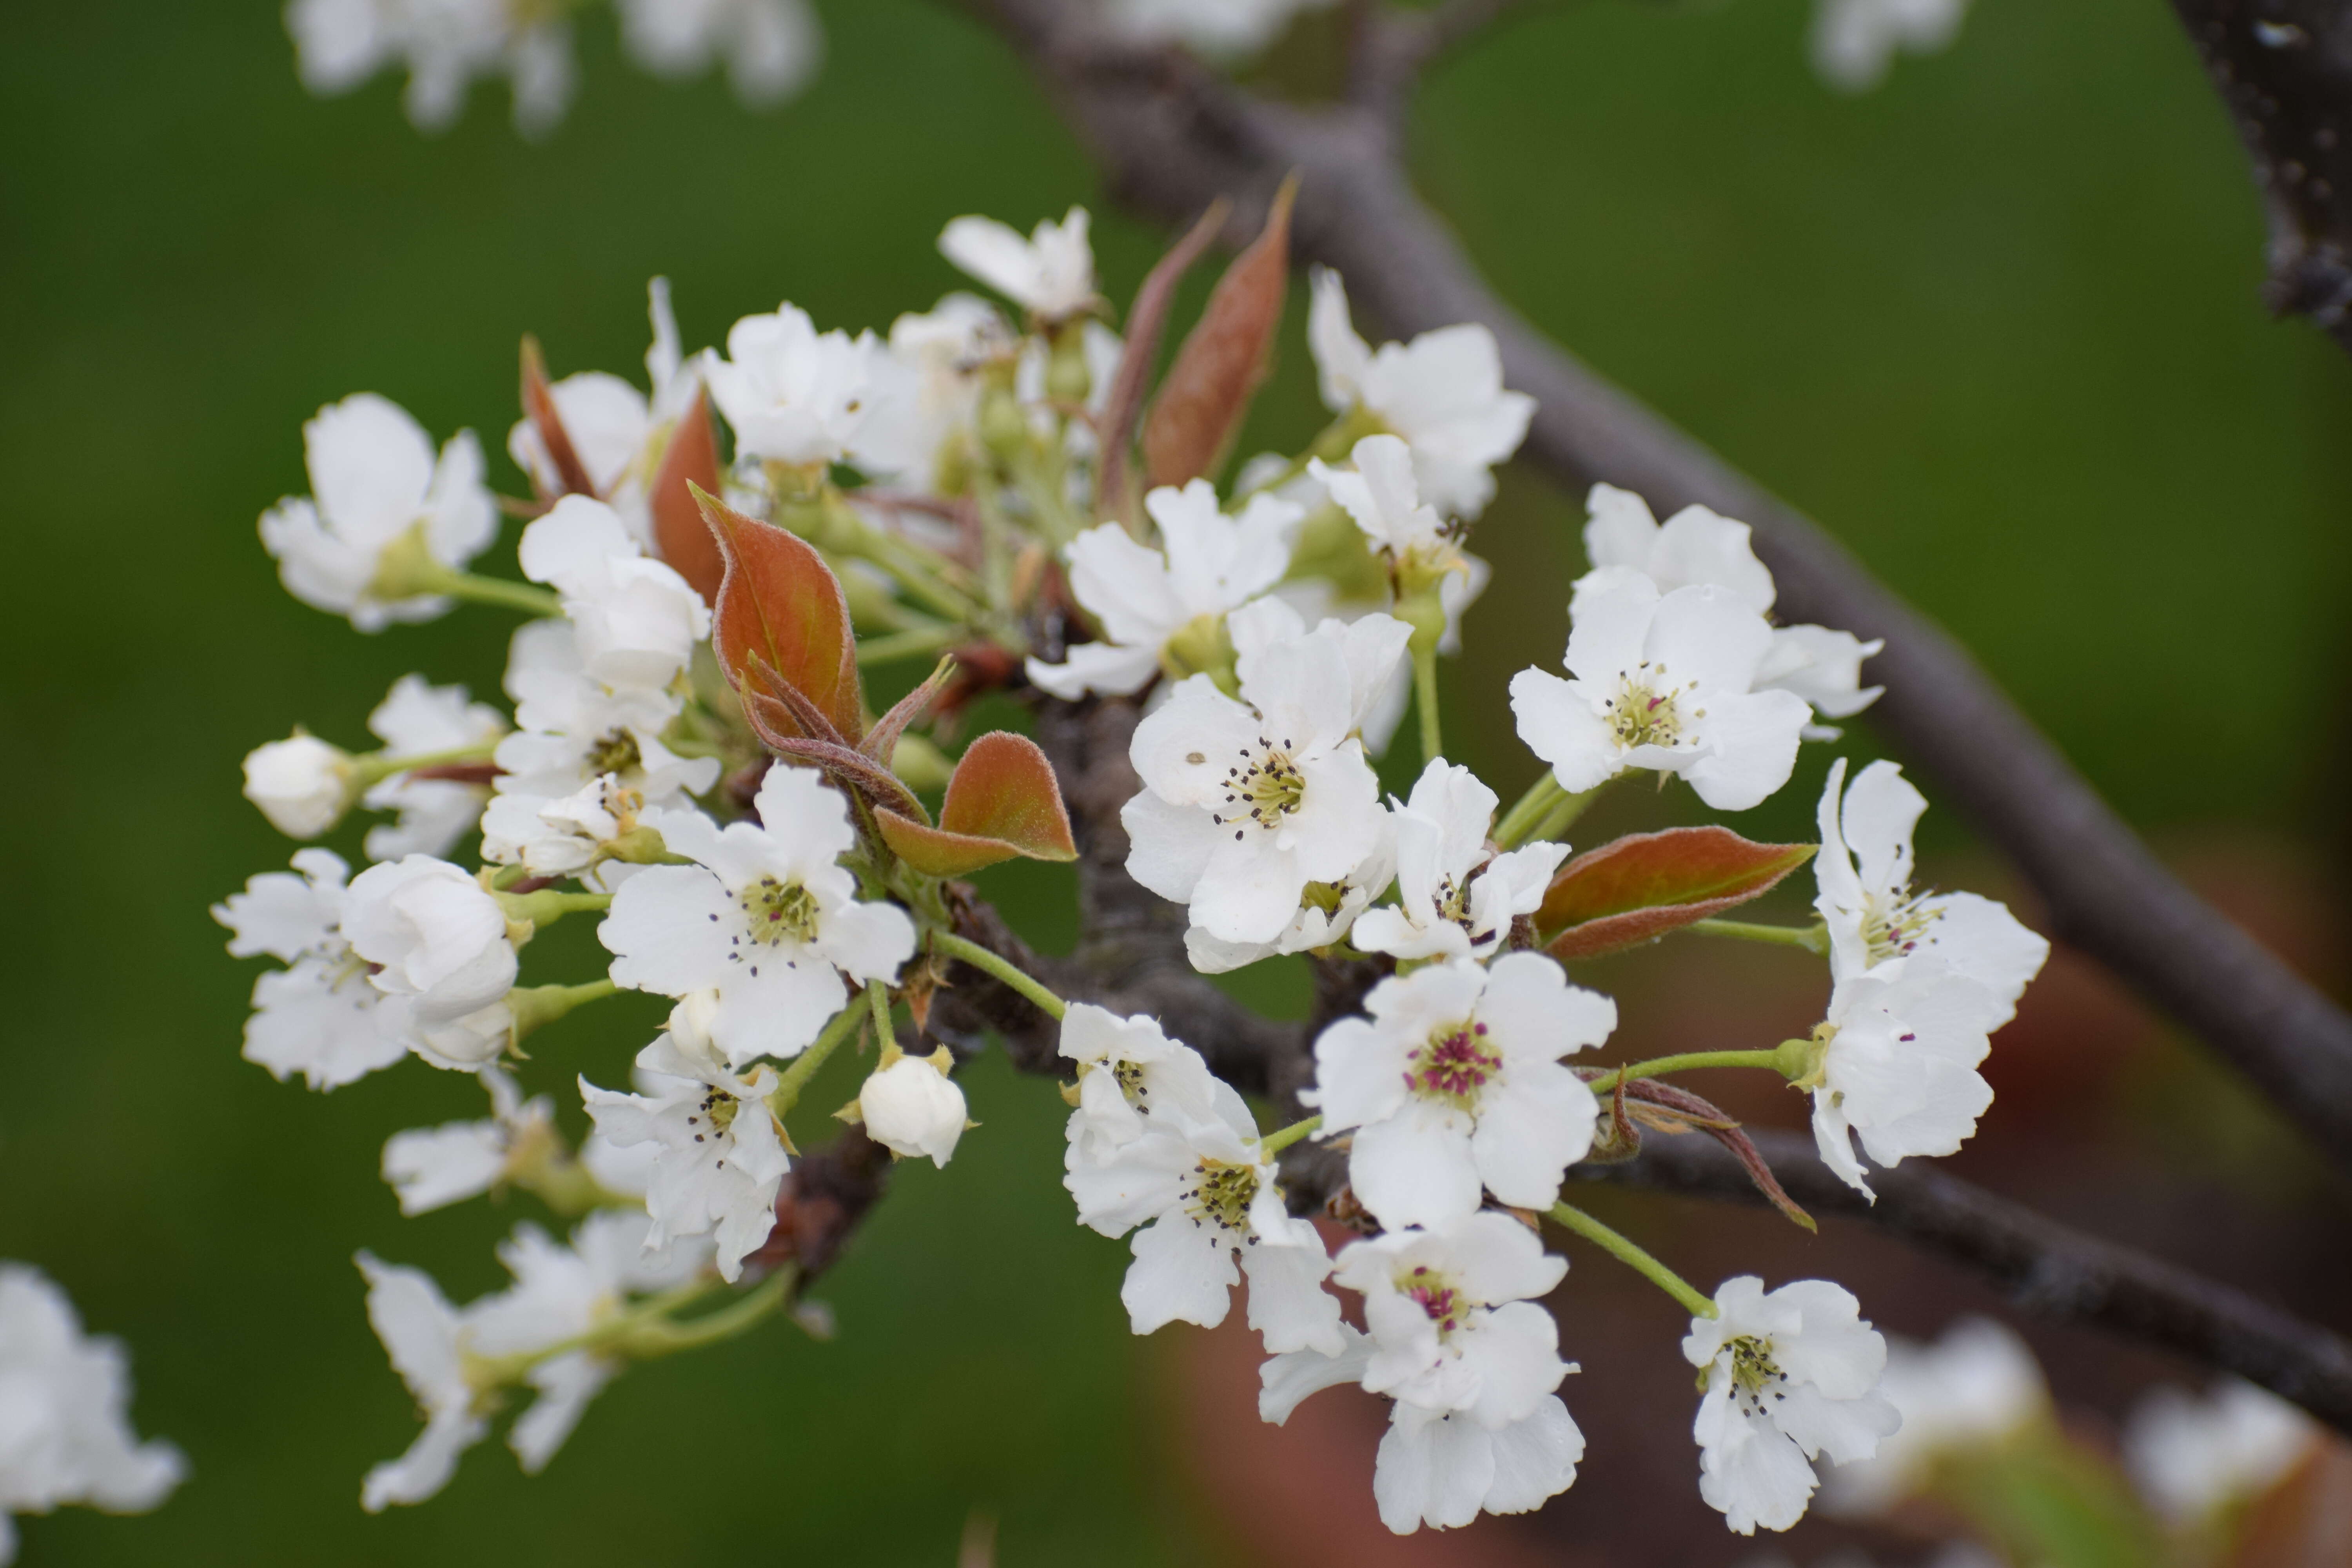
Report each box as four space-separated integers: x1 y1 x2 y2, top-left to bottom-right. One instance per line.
1547 1201 1715 1319
857 623 963 666
1686 918 1831 956
930 930 1066 1020
1606 1046 1803 1084
493 889 613 928
436 571 564 617
866 979 893 1049
1412 639 1443 766
506 978 618 1042
769 1000 869 1116
349 741 500 788
626 1270 793 1359
1256 1114 1323 1158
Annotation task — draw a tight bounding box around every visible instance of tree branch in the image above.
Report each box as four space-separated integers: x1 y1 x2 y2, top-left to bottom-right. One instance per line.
2166 0 2352 352
1575 1127 2352 1437
964 0 2352 1182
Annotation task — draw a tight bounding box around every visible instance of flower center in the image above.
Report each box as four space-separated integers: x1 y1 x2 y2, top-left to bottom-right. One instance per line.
1213 737 1305 839
1181 1157 1259 1236
1860 890 1943 965
1406 1019 1501 1110
742 875 820 945
686 1087 740 1145
1603 661 1701 750
1403 1265 1467 1340
587 727 643 776
1724 1334 1791 1413
1111 1058 1151 1106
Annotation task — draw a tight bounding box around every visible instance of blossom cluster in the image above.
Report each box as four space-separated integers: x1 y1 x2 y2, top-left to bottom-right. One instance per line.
212 197 2060 1540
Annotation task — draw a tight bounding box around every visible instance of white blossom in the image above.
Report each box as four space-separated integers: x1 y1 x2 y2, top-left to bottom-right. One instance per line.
938 207 1096 321
361 674 505 862
1822 1317 2048 1518
705 303 878 466
381 1067 550 1215
1334 1211 1570 1422
258 393 495 629
1310 432 1465 582
597 764 914 1067
1579 484 1884 721
1123 612 1403 946
285 0 572 136
1373 1396 1586 1534
1816 758 2048 1024
858 1052 968 1167
1306 267 1534 518
1064 1050 1343 1355
1104 0 1336 56
1056 1004 1228 1160
1026 481 1303 700
0 1265 185 1557
1308 954 1610 1229
212 848 417 1090
481 773 649 882
1183 809 1395 973
1683 1276 1899 1535
1806 959 2004 1197
343 855 517 1038
493 619 719 805
615 0 822 107
1509 574 1812 811
356 1251 486 1511
1812 0 1967 93
241 732 354 839
580 996 791 1282
851 294 1007 490
1351 759 1569 962
517 495 711 690
2124 1378 2317 1526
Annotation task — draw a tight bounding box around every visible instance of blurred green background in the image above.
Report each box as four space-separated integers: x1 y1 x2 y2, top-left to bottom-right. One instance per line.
4 0 2347 1562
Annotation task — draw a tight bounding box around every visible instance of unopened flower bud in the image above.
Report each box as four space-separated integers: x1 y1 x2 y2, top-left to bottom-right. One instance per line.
344 856 517 1024
242 732 355 838
858 1052 966 1166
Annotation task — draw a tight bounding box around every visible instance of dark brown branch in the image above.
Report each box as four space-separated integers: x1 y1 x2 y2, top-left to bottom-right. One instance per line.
2167 0 2352 352
1575 1127 2352 1436
967 0 2352 1181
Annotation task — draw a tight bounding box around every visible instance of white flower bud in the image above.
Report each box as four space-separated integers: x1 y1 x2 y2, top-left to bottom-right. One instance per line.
859 1054 966 1166
242 733 354 838
343 856 517 1024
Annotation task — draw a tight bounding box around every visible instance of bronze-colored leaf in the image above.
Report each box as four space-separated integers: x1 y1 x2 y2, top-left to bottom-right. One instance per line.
1098 200 1228 524
1141 175 1298 489
520 335 596 500
650 386 725 605
874 731 1077 876
699 487 865 744
1539 826 1815 961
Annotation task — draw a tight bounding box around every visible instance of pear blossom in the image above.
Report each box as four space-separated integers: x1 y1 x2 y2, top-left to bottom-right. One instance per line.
1063 1062 1344 1355
517 496 711 690
938 207 1096 321
1228 595 1415 741
1823 1317 2048 1517
852 294 1007 489
258 392 496 629
597 764 915 1067
507 279 704 544
615 0 822 107
1578 484 1884 721
0 1264 186 1559
1308 954 1611 1229
494 619 719 805
1056 1004 1227 1159
1351 759 1570 962
241 732 354 839
481 773 650 882
360 674 506 862
381 1067 553 1215
286 0 574 136
213 849 417 1089
1812 0 1968 93
1310 433 1469 590
579 997 791 1281
1373 1397 1587 1534
1509 575 1812 811
857 1052 968 1167
1105 0 1337 56
1335 1211 1570 1421
1183 811 1396 974
1816 759 2048 1023
356 1252 486 1510
343 855 518 1031
1123 612 1402 946
1805 959 2004 1197
1683 1276 1899 1535
2124 1378 2317 1526
1306 267 1534 517
705 303 878 466
1025 481 1304 700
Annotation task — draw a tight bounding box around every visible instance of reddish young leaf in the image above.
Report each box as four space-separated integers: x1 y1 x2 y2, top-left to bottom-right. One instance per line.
1098 199 1228 524
874 731 1077 877
520 336 597 500
650 387 725 605
1142 175 1297 489
1538 826 1815 961
699 486 864 743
